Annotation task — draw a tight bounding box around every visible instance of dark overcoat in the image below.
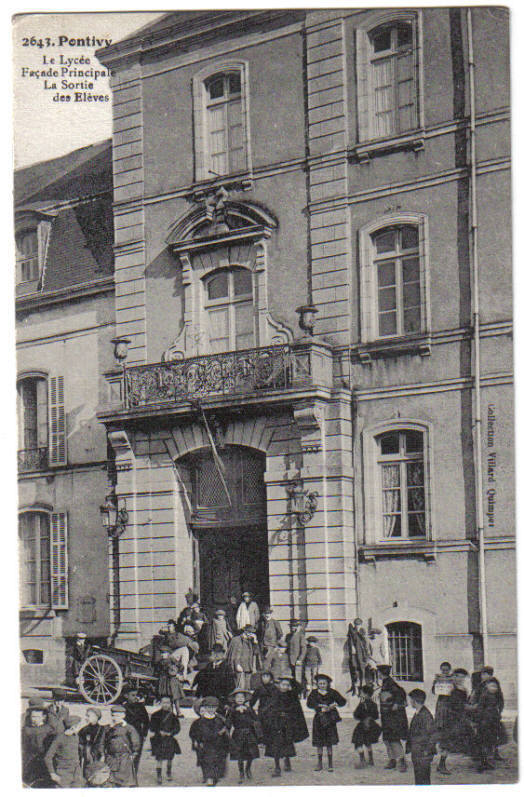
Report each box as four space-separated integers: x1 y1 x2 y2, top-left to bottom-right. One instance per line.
352 697 382 747
21 722 55 787
406 706 437 762
150 709 181 760
189 716 229 781
262 687 309 758
79 722 106 780
226 705 262 760
44 731 82 787
307 687 346 746
194 660 236 702
104 723 141 786
378 677 409 742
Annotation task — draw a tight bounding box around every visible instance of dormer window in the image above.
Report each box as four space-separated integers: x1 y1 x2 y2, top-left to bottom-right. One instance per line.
16 229 39 283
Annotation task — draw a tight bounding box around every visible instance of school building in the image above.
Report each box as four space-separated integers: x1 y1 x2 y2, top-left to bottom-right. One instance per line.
17 8 516 705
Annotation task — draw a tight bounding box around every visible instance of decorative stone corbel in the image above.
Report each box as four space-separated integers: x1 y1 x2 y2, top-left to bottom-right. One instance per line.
293 400 324 454
108 430 134 472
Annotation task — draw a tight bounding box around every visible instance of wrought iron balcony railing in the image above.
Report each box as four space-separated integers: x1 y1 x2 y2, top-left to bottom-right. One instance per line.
18 447 48 473
123 344 324 409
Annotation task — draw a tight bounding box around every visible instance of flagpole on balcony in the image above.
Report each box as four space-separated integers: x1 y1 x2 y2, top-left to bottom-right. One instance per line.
191 399 233 507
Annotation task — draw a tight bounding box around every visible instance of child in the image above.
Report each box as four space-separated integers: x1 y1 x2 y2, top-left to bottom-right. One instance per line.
475 678 506 772
209 609 233 651
431 661 454 773
157 645 185 717
78 706 106 784
150 696 181 784
407 689 437 785
226 688 262 782
263 675 309 777
352 684 381 767
303 636 322 694
44 714 83 787
189 695 229 786
306 673 347 772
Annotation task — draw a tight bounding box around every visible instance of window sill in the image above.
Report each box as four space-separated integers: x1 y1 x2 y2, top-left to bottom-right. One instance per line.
188 172 253 201
352 333 431 363
20 607 57 619
359 541 436 563
349 130 425 164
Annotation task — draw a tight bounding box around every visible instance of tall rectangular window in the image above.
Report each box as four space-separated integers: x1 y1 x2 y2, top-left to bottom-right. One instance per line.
17 376 48 472
205 268 254 353
373 225 421 337
206 72 247 177
19 512 51 607
16 230 39 283
370 21 416 138
378 430 426 539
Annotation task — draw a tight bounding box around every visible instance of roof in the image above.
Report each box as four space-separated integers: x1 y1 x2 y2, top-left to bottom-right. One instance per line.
15 140 114 299
14 139 112 206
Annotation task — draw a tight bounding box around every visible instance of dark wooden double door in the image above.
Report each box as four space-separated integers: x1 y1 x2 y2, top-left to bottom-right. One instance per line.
197 525 270 614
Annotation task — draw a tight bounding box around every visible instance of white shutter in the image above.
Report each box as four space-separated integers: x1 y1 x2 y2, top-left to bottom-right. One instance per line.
51 512 68 609
48 376 66 465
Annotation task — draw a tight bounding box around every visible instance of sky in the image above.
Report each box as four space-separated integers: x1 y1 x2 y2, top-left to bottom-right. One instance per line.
12 12 165 169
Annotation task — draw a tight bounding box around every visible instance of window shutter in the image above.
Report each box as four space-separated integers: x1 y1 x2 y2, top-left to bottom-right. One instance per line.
49 376 66 465
51 512 68 609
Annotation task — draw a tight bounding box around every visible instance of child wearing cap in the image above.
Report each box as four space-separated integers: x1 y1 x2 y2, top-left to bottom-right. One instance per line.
226 688 262 782
407 689 437 785
306 674 347 772
150 696 181 784
104 705 142 787
79 707 106 784
189 696 230 786
21 700 56 787
44 714 83 787
303 637 322 695
352 683 382 767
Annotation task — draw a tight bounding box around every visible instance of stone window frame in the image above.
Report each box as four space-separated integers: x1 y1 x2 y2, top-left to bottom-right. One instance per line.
355 10 424 151
359 212 431 347
362 419 434 546
193 59 253 183
203 266 255 353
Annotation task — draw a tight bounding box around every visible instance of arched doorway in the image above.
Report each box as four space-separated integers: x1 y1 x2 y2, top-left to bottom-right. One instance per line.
178 446 269 615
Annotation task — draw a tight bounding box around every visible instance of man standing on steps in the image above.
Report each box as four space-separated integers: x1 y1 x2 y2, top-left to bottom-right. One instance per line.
236 591 260 631
377 664 409 772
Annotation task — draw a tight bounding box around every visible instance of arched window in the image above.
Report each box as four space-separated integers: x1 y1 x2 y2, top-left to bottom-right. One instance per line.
356 13 422 143
204 267 254 353
16 229 39 283
372 224 421 337
387 621 423 681
377 429 426 539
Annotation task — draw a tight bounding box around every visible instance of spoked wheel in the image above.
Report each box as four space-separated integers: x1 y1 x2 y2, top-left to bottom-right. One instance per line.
78 654 124 705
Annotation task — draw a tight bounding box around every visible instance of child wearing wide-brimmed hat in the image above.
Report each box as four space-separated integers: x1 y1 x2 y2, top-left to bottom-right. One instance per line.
226 688 262 783
306 673 347 772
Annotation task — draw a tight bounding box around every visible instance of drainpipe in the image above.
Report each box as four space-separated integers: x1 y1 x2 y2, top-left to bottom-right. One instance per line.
467 8 489 662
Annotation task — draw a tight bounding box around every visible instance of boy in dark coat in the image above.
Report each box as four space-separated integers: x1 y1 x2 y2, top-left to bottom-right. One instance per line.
78 707 106 784
250 671 280 751
189 695 230 786
303 636 322 694
475 678 506 772
193 644 236 712
306 673 346 772
44 714 83 787
352 683 382 767
150 696 181 784
258 607 283 661
407 689 437 785
377 664 409 771
226 688 262 782
123 687 150 775
263 675 309 777
21 700 56 787
286 620 307 684
104 704 142 787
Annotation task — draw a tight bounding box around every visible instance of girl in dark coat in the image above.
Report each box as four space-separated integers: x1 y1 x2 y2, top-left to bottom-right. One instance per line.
150 697 182 784
250 671 280 750
262 676 309 776
306 673 347 771
189 696 230 786
475 679 506 772
226 688 262 782
437 668 475 773
156 647 185 717
352 684 381 767
377 665 409 772
78 707 106 784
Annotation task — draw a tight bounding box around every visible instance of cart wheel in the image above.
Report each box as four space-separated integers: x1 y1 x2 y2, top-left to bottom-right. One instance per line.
78 654 124 705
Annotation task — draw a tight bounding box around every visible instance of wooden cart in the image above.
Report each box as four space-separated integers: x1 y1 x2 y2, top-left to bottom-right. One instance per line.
77 644 158 705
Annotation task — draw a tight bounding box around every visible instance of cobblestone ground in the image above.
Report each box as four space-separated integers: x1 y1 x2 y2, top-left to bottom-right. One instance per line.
33 700 518 788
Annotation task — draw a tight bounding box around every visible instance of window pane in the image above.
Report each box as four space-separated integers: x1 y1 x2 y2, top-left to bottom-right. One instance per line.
372 27 391 52
374 229 396 254
402 256 420 283
229 147 246 173
403 282 420 309
405 432 424 454
408 487 425 512
397 22 413 48
228 73 241 95
382 488 401 513
208 307 230 353
407 462 424 490
377 260 396 287
234 301 254 350
208 77 224 99
378 286 397 312
383 514 401 538
401 226 418 250
403 306 421 333
382 461 400 486
408 513 425 537
379 312 397 336
207 272 229 300
381 433 400 455
233 269 252 297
